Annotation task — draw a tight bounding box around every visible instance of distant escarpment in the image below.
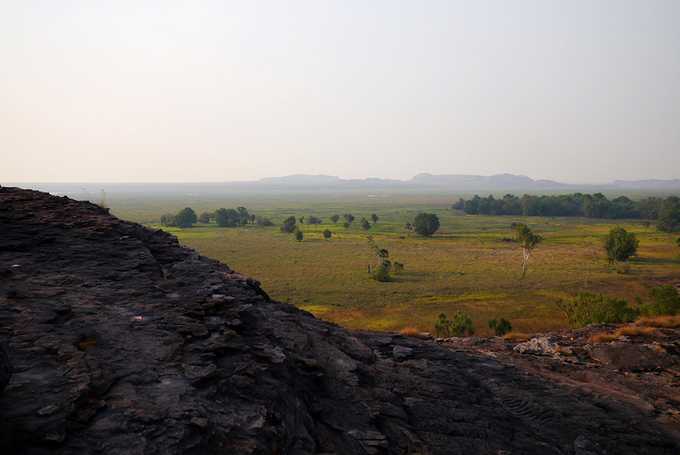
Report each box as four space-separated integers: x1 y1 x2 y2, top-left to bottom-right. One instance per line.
0 186 677 454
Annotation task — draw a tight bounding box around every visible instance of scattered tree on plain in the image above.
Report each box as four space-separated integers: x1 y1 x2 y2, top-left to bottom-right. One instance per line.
281 216 297 233
198 212 211 224
236 207 250 225
488 318 512 336
367 236 392 282
215 208 241 227
330 214 340 224
295 229 304 242
413 213 440 237
343 221 350 229
371 213 379 224
343 213 355 224
299 216 305 224
255 216 274 227
160 213 177 227
514 223 542 278
307 216 323 225
175 207 197 228
323 229 332 240
360 218 371 230
404 222 413 232
603 227 638 264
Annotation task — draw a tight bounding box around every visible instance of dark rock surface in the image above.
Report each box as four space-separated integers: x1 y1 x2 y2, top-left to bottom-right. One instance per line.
0 186 677 454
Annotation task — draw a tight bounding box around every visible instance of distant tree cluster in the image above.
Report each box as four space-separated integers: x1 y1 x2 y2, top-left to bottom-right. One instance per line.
453 193 680 226
435 312 475 337
160 206 271 228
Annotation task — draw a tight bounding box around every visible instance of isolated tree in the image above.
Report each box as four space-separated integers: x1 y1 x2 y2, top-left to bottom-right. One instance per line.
323 229 332 240
514 223 542 278
175 207 197 228
198 212 211 224
343 213 355 224
604 227 638 263
367 236 392 282
657 197 680 232
215 208 240 227
249 214 256 224
371 213 379 224
307 216 323 225
343 221 350 229
160 213 177 227
299 216 305 224
236 207 250 225
281 216 297 233
488 318 512 336
360 218 371 230
330 214 340 224
413 213 440 237
295 229 304 242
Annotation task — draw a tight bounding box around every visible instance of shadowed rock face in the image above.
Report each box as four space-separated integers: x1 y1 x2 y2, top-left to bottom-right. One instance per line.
0 187 677 455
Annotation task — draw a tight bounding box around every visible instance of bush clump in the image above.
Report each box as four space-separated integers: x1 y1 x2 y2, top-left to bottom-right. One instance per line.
434 312 475 337
557 293 638 328
639 285 680 317
488 318 512 336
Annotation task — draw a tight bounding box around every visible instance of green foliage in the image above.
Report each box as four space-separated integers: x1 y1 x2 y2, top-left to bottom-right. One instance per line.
342 221 350 229
639 285 680 316
295 229 304 242
372 262 392 282
330 214 340 223
280 216 297 233
603 227 638 263
215 208 241 227
488 318 512 336
513 223 542 278
371 213 379 223
198 212 211 224
360 218 371 230
657 197 680 232
343 213 355 224
160 213 177 227
236 207 250 225
323 229 332 240
413 213 440 237
307 216 323 225
175 207 197 228
557 293 638 328
434 312 475 337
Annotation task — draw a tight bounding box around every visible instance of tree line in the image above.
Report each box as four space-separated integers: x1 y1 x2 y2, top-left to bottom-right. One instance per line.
452 193 680 231
160 207 274 228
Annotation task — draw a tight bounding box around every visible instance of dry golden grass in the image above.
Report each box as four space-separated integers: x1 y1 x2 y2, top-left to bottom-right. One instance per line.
589 332 619 343
503 332 531 342
399 326 421 337
615 326 658 337
636 315 680 328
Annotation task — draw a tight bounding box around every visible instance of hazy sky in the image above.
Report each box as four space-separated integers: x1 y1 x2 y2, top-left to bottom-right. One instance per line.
2 1 679 183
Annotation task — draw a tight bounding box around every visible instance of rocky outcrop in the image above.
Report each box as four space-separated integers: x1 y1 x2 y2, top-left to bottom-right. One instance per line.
0 186 677 454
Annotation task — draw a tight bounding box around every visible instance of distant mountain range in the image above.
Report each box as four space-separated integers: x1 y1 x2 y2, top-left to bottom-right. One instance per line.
6 173 680 197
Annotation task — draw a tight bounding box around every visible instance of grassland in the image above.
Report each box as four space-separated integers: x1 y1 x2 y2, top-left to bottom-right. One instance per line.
111 194 680 336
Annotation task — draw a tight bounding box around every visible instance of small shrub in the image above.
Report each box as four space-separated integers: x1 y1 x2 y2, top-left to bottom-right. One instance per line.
372 262 391 282
330 214 340 223
434 312 474 337
295 229 304 242
488 318 512 336
557 293 638 328
360 218 371 230
639 285 680 316
323 229 332 240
